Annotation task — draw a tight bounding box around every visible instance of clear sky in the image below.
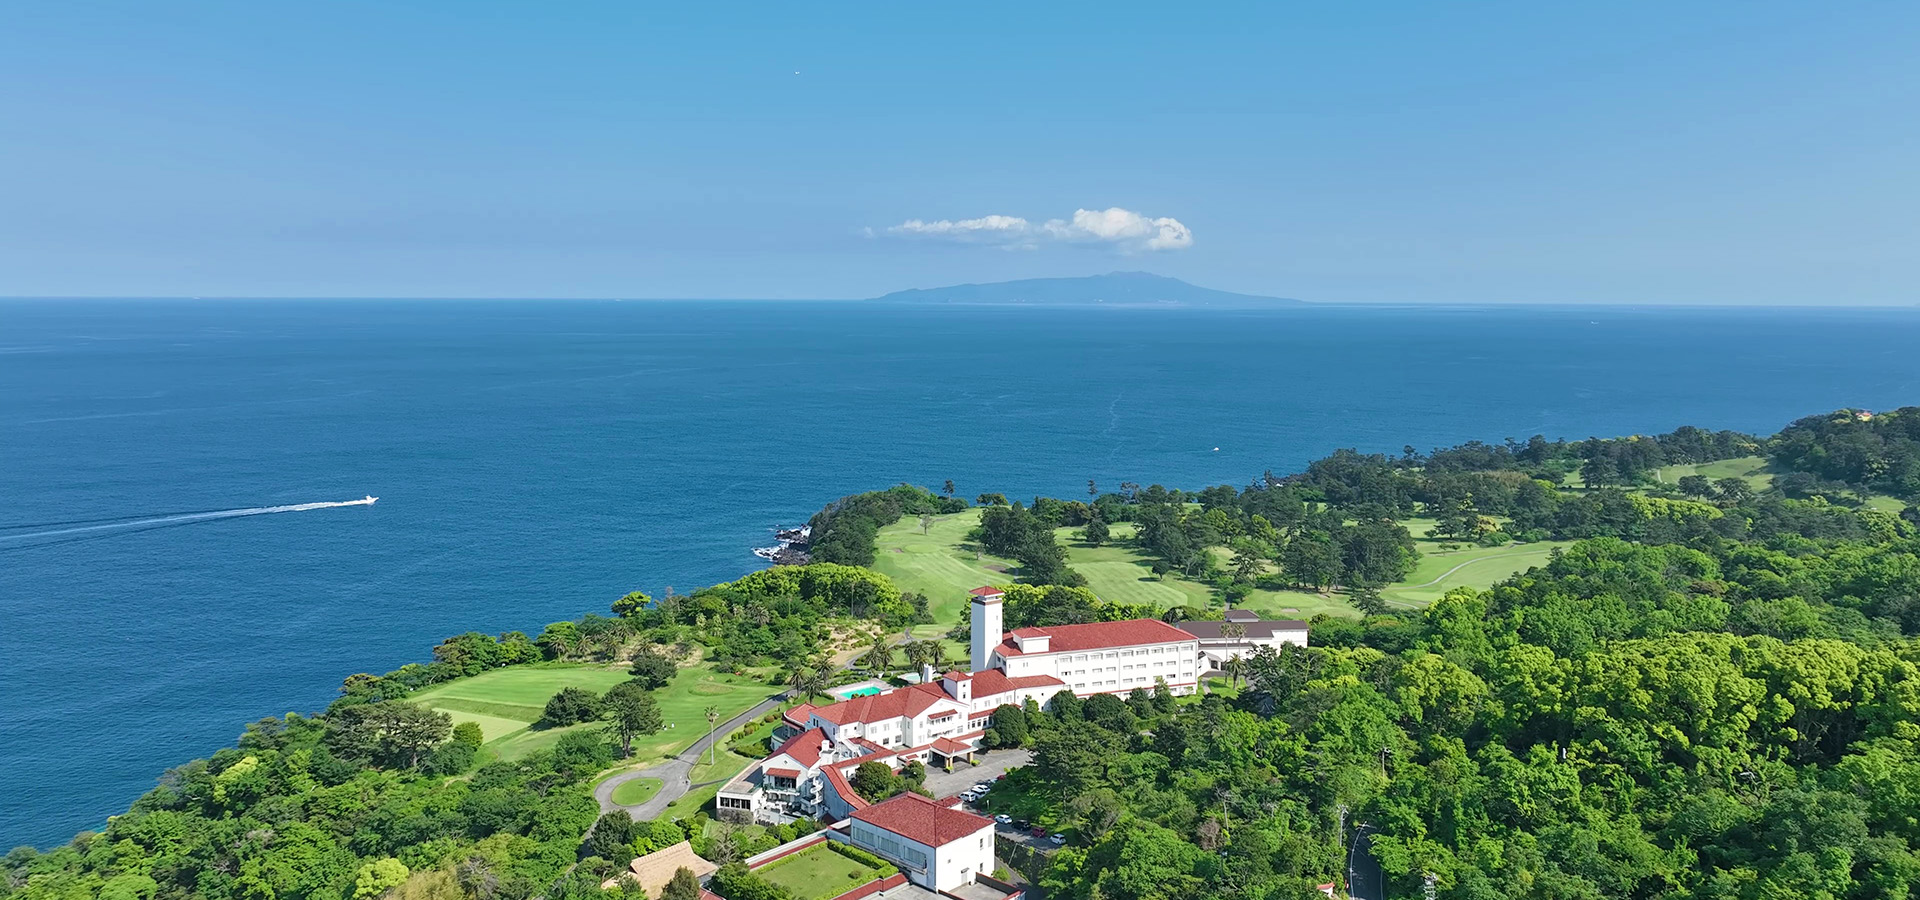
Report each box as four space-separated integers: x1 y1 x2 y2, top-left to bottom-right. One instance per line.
3 2 1917 304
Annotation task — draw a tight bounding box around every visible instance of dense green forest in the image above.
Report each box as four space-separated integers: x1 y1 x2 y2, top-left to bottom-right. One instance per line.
9 410 1920 900
974 521 1920 900
1770 408 1920 502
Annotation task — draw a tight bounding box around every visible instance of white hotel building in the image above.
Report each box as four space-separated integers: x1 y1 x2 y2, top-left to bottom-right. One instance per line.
970 587 1203 695
717 587 1202 823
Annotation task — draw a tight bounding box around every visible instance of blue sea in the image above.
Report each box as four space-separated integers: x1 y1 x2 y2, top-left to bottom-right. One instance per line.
3 299 1918 847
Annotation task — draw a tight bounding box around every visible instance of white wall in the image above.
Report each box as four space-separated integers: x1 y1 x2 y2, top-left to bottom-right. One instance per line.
930 823 996 892
852 820 994 892
1005 640 1200 695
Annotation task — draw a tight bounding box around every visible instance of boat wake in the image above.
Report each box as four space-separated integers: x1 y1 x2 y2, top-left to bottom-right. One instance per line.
0 496 377 547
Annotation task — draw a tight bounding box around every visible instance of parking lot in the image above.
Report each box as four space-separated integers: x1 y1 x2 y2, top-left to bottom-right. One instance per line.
922 748 1031 800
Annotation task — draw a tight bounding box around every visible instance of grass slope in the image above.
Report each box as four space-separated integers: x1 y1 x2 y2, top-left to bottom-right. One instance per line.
872 510 1016 624
412 662 777 762
876 508 1570 626
1652 455 1775 491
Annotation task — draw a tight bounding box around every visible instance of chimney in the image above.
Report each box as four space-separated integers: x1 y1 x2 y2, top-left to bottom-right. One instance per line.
920 663 934 684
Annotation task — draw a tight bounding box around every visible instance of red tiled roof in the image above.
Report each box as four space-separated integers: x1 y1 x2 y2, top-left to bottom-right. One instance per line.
997 618 1196 656
942 670 973 681
965 668 1065 697
809 684 958 725
969 586 1005 597
852 792 992 847
821 764 869 811
783 703 819 726
930 737 972 755
850 737 891 756
774 727 830 767
764 767 800 779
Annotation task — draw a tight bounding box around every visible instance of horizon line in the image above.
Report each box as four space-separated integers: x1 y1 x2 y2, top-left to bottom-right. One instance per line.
2 295 1918 310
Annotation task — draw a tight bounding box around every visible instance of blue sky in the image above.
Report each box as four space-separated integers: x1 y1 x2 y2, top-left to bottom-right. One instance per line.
3 2 1916 303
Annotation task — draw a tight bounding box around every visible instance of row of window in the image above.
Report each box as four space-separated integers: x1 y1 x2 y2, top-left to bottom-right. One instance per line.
852 825 928 868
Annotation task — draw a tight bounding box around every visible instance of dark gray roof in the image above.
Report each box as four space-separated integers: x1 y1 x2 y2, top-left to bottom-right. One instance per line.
1176 619 1309 640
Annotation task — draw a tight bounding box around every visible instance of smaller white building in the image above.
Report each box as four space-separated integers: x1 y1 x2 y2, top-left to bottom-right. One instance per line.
845 793 996 893
1175 609 1308 668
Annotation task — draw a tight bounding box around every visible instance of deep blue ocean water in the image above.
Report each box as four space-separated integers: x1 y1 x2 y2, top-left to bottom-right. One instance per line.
3 299 1918 847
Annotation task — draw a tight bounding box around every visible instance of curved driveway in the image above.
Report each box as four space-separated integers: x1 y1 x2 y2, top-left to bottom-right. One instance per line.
594 693 788 819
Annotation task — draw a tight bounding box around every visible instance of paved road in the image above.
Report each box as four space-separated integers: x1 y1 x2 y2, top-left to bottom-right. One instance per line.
594 693 788 819
1348 824 1384 900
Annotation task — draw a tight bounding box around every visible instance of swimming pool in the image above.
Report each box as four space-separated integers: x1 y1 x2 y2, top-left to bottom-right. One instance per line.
829 679 891 700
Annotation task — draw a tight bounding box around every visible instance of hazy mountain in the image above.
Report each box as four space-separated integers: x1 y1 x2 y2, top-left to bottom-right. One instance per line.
870 272 1302 307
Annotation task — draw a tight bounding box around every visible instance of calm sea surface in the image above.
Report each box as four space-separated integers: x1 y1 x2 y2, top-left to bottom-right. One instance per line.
3 299 1918 846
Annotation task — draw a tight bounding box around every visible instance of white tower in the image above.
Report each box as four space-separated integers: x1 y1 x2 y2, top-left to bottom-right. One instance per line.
969 587 1004 673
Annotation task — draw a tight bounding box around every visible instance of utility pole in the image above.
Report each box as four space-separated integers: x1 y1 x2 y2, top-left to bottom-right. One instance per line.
705 706 719 767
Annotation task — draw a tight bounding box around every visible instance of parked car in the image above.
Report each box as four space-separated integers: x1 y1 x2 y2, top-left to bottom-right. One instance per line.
1013 819 1031 830
995 814 1012 825
1029 826 1046 838
1048 833 1067 845
973 782 992 792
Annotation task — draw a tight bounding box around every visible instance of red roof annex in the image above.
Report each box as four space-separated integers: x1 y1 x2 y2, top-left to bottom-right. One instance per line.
996 618 1195 655
851 792 993 847
968 586 1005 597
808 683 952 725
821 765 869 811
773 727 829 767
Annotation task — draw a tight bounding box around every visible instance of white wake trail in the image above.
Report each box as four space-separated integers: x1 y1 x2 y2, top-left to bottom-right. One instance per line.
0 497 376 542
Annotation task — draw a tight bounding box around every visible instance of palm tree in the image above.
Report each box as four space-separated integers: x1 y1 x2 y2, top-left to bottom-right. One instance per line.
785 661 809 698
903 641 933 673
924 640 949 672
1222 655 1248 688
864 635 893 674
798 668 831 704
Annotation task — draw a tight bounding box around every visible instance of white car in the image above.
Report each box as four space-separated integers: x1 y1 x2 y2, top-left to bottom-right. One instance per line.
973 782 992 792
995 814 1012 825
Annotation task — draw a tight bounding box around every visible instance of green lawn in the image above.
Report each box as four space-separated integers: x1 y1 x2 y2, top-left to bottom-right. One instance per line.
1057 523 1215 608
874 507 1567 626
1380 541 1567 605
755 844 889 900
609 777 663 806
1865 494 1910 513
1653 455 1775 491
873 509 1017 625
412 662 778 762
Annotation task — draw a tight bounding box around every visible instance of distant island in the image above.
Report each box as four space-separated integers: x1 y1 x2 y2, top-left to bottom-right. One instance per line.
870 271 1303 307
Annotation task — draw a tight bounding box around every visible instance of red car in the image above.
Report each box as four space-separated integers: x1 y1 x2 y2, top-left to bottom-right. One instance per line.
1029 826 1046 838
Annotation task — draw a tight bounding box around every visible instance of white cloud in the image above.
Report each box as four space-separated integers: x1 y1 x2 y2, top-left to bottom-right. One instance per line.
883 207 1193 252
888 214 1034 242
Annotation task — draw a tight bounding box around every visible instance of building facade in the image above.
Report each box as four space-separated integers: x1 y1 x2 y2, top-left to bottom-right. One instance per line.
844 793 997 893
719 586 1215 824
1175 608 1309 669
